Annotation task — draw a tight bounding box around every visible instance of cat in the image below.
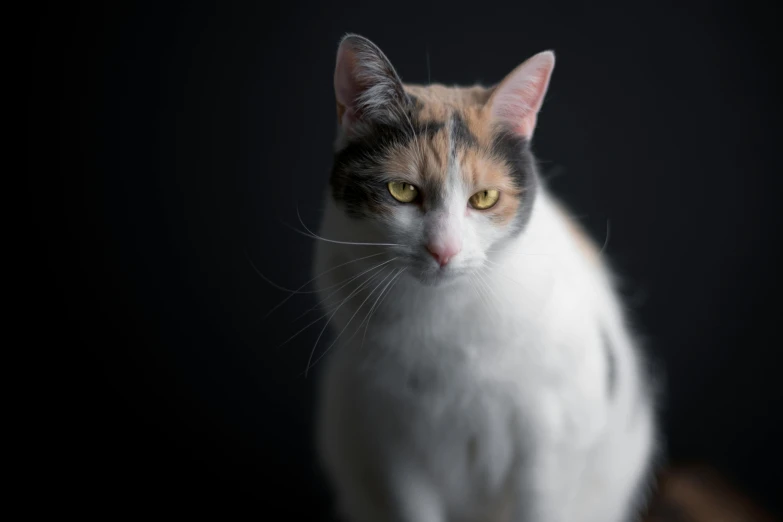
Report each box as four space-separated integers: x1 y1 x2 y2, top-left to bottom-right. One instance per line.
311 33 659 522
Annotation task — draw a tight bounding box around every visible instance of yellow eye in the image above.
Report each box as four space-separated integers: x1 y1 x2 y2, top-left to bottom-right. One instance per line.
469 189 500 210
388 181 419 203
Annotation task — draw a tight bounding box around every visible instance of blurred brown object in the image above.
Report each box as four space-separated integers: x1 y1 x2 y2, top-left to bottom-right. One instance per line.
642 464 777 522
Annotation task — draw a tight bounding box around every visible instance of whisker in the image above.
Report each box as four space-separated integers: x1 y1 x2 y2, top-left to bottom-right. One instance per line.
283 220 400 248
468 274 489 311
486 248 549 257
474 272 494 309
478 283 499 319
255 251 387 318
275 311 329 350
469 272 500 325
476 268 503 311
245 251 299 294
599 219 611 255
373 266 406 313
303 260 398 378
294 257 399 320
474 270 491 300
361 267 407 347
307 268 397 370
295 205 400 247
482 259 527 288
275 267 388 351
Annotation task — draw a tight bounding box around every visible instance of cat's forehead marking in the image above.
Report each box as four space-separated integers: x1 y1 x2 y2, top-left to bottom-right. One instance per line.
450 112 479 151
409 111 479 192
330 81 537 229
406 83 494 149
403 84 528 226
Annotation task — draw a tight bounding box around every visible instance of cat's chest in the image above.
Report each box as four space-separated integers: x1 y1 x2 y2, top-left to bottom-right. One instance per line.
335 283 609 447
366 292 535 363
350 297 539 397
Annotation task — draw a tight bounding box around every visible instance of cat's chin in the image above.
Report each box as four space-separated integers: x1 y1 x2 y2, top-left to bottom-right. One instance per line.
411 268 464 287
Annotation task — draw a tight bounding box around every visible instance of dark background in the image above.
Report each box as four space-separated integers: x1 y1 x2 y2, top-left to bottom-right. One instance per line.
27 0 782 516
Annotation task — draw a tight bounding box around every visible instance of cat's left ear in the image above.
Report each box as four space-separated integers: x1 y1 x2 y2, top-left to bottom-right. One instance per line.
487 51 555 139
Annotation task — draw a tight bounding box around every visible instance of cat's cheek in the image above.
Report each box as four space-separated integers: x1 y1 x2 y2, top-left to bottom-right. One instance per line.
388 208 427 246
393 208 415 229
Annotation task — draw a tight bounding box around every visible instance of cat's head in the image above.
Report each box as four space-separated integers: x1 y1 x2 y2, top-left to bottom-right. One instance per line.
329 34 554 285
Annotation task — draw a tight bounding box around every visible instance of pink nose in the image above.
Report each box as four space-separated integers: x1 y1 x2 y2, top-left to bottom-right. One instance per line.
427 242 461 267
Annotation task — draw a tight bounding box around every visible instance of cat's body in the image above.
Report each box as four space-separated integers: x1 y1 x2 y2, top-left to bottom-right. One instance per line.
312 35 657 522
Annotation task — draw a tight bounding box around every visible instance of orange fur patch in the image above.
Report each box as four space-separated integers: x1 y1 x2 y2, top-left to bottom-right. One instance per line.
394 83 525 224
457 147 522 225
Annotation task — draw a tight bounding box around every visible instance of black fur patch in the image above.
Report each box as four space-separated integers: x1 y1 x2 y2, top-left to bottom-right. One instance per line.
489 130 539 233
450 112 478 149
331 121 444 217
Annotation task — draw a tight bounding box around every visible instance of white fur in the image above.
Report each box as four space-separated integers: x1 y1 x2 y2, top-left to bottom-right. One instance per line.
316 39 655 518
312 181 656 522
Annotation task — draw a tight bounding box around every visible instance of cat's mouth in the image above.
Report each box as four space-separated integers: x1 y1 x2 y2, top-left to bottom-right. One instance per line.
394 248 484 286
409 260 473 286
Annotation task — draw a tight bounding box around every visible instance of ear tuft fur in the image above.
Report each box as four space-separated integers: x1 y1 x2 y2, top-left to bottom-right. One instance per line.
334 34 409 132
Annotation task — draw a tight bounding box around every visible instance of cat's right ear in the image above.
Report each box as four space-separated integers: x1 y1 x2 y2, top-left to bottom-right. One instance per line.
334 34 408 134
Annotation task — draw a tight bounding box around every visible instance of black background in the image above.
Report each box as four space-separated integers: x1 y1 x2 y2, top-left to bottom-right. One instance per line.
27 0 782 516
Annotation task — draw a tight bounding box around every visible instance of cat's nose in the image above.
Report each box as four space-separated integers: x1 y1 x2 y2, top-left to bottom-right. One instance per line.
426 240 461 267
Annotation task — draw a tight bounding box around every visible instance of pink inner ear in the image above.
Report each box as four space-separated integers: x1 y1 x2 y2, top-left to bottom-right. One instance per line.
334 43 364 128
335 49 357 105
490 51 555 138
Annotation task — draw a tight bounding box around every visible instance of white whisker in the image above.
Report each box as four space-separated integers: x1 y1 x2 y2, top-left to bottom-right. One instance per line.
294 205 401 247
486 248 549 257
599 219 611 255
276 264 391 350
475 272 494 308
476 269 502 310
361 267 407 347
256 251 387 318
303 260 399 377
467 274 489 311
295 257 398 320
275 311 329 350
307 268 397 370
483 258 527 288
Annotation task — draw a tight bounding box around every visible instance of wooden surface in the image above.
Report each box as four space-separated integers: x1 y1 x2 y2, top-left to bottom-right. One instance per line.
642 464 776 522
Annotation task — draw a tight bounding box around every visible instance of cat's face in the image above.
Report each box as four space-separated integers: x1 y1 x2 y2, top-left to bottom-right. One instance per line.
329 35 554 285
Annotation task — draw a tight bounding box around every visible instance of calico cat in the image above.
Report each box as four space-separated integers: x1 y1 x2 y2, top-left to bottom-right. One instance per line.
312 33 658 522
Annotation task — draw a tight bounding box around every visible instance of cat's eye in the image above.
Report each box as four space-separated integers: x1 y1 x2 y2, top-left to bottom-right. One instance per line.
469 189 500 210
388 181 419 203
